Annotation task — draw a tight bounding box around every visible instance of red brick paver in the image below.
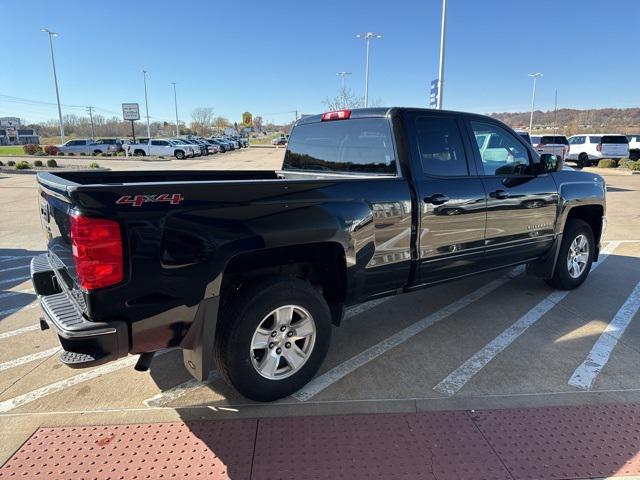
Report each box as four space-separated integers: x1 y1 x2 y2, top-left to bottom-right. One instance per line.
2 404 640 479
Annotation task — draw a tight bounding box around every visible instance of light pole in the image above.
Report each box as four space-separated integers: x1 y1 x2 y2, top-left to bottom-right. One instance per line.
86 106 95 139
171 82 179 136
142 70 151 142
41 28 65 143
356 32 382 107
436 0 447 109
528 73 542 131
336 71 352 90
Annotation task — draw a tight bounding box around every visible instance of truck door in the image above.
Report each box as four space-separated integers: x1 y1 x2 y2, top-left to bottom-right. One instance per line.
466 119 559 266
403 111 488 286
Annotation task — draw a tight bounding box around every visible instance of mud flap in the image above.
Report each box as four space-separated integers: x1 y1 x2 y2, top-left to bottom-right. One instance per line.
526 234 562 280
181 296 220 381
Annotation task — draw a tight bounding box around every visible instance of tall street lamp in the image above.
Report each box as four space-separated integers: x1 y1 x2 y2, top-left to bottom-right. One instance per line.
171 82 179 136
528 72 543 131
436 0 447 109
356 32 382 107
142 70 151 142
336 71 352 90
41 28 65 143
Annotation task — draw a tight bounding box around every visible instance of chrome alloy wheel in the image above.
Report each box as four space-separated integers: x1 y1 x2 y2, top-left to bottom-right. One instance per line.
567 233 589 278
250 305 316 380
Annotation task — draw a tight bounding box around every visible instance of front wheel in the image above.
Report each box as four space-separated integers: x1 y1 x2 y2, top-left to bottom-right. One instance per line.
214 277 332 402
545 218 595 290
174 150 185 159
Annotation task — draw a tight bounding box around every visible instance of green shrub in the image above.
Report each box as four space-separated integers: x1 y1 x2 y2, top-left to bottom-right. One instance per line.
597 159 618 168
22 144 41 155
15 161 31 170
43 145 59 155
7 160 16 166
46 159 58 168
89 162 100 169
99 152 110 157
34 160 43 167
630 162 640 171
619 159 635 169
35 150 46 156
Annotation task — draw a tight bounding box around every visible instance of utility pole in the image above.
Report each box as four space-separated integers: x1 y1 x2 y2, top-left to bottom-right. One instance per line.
142 70 151 142
528 72 543 131
336 71 352 90
41 28 65 143
356 32 382 107
171 82 179 136
553 89 558 130
86 106 95 139
436 0 447 109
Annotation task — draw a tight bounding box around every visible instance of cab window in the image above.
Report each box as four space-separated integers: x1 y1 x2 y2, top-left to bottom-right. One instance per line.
415 116 469 177
471 121 532 176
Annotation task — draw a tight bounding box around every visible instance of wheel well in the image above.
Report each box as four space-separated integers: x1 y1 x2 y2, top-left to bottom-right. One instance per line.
221 243 347 325
134 149 145 155
567 205 603 245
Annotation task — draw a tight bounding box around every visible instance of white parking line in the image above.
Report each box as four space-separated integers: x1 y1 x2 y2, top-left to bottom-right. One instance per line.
344 298 391 320
0 349 175 413
433 241 620 397
568 279 640 390
0 275 29 286
0 264 29 274
0 288 34 301
0 324 40 340
292 265 525 402
0 347 60 373
143 370 220 407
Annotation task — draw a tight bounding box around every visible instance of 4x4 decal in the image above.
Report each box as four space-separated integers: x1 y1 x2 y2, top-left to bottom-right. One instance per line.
116 194 184 207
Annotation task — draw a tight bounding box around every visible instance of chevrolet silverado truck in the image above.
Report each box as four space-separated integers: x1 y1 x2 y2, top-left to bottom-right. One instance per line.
32 107 606 401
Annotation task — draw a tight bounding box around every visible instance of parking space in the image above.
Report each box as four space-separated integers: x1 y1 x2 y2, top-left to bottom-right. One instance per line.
1 160 640 465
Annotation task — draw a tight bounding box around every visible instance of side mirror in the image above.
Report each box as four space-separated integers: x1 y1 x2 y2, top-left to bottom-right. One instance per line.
539 154 561 174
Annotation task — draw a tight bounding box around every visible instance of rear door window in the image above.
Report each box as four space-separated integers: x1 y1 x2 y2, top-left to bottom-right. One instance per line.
284 118 397 174
415 116 469 177
600 135 629 144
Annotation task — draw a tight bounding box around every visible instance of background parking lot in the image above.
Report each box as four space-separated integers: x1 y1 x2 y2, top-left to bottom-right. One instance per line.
1 151 640 466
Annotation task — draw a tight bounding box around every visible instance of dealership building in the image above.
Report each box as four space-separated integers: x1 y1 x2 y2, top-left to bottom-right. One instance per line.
0 117 39 145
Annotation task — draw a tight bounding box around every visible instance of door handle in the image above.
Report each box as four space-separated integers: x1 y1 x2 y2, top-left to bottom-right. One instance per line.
424 193 449 205
490 190 510 200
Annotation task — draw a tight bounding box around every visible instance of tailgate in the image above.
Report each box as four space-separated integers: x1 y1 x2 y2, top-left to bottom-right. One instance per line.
600 136 629 157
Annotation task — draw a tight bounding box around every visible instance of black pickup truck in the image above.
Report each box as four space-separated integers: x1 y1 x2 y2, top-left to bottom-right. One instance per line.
32 107 606 401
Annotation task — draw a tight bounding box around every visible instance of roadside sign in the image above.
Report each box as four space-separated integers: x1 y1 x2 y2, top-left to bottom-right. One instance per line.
122 103 141 121
242 112 252 127
429 79 439 108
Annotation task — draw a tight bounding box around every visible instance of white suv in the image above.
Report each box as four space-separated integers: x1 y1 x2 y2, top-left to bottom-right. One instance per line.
567 134 630 167
627 135 640 160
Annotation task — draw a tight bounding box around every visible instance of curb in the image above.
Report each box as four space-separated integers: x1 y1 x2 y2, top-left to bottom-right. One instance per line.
0 167 110 175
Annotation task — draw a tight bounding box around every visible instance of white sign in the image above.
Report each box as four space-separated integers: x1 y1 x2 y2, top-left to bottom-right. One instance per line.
122 103 140 121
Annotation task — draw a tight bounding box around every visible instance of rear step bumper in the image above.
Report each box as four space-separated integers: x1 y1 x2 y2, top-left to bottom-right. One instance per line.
31 254 129 368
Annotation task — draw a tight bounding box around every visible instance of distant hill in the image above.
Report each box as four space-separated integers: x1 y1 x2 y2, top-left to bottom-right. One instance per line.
489 108 640 135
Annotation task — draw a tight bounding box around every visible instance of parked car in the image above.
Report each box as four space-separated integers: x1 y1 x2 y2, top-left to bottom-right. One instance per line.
201 140 220 154
567 134 630 167
126 139 195 159
95 138 124 153
57 139 111 156
272 135 287 145
213 137 235 151
529 135 569 162
223 136 240 149
627 135 640 160
174 138 205 156
31 107 607 402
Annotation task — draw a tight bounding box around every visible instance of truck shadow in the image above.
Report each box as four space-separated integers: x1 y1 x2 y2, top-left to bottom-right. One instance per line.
0 248 43 322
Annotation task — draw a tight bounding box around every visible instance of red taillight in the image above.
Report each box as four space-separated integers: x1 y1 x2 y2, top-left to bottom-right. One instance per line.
70 214 123 291
321 110 351 121
596 143 602 152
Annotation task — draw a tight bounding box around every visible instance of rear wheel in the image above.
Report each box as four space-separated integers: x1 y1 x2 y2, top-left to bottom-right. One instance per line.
545 218 594 290
577 153 589 169
214 277 332 402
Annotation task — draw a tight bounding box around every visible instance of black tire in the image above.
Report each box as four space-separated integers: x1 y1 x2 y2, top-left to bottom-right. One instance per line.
134 149 145 157
174 150 185 160
545 218 595 290
93 150 101 156
577 153 589 169
214 276 332 402
630 150 640 161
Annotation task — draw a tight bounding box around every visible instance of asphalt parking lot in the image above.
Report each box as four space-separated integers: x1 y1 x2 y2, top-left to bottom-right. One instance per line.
1 150 639 466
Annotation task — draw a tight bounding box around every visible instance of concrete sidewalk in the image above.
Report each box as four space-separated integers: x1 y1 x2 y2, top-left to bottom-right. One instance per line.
2 403 640 479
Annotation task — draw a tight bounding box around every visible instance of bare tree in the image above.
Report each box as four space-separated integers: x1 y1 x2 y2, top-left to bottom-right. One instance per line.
213 116 230 132
323 87 364 111
253 115 264 131
190 107 215 136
